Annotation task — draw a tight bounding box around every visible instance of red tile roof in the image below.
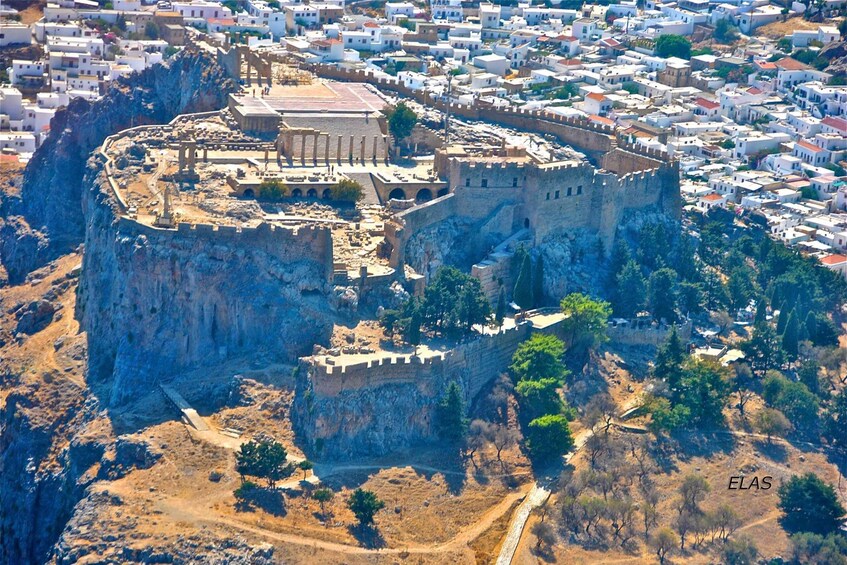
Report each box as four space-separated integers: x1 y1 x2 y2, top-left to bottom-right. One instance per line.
797 139 826 153
586 92 606 101
821 254 847 265
589 114 615 125
701 193 724 201
822 116 847 133
775 57 810 71
695 97 719 110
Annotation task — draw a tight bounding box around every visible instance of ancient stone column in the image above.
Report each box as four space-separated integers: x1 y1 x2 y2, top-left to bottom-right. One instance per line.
203 146 208 162
348 135 355 162
187 141 196 173
178 143 186 172
360 136 366 162
372 135 378 162
383 136 389 162
300 134 307 164
336 135 342 164
324 134 331 165
312 133 319 164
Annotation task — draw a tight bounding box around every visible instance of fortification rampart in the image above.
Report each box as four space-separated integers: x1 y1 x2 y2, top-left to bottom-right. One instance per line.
608 319 692 346
303 64 672 166
292 318 564 458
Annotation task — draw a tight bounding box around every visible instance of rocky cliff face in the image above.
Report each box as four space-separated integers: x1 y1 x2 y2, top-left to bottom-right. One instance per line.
79 168 337 404
0 48 237 284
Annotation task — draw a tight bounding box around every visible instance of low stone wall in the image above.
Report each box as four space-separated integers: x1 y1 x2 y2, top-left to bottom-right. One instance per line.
608 319 692 346
292 315 568 458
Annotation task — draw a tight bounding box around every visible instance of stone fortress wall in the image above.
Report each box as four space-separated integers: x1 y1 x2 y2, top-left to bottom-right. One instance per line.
293 319 559 457
79 115 337 403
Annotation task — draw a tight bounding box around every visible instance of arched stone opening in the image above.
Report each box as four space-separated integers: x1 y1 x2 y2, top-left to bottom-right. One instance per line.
291 188 302 197
416 188 433 203
243 188 255 198
388 188 406 200
437 188 449 197
322 188 332 199
307 188 318 198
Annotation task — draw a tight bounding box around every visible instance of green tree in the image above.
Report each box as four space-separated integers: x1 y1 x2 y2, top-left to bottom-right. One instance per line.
614 260 647 317
329 178 364 203
420 266 491 337
297 460 314 480
559 293 612 361
782 311 801 359
515 377 563 421
258 179 289 200
650 527 679 564
824 388 847 448
713 19 740 43
648 268 678 322
791 532 847 565
313 487 334 519
654 326 687 393
722 535 759 565
655 34 691 59
778 473 846 534
384 101 418 145
495 287 507 328
763 374 820 435
742 321 785 374
510 333 568 383
677 359 732 427
407 304 422 351
755 407 792 444
514 253 534 310
648 397 690 434
347 488 385 527
435 382 468 441
533 255 545 307
236 438 292 488
525 414 574 462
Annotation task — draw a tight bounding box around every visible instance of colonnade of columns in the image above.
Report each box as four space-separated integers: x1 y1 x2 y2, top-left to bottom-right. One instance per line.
277 128 390 164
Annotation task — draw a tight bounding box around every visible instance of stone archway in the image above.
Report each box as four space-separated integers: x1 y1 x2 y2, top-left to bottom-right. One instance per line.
388 188 406 200
322 188 332 199
243 188 255 198
307 188 318 198
437 188 449 197
291 188 303 197
416 188 433 203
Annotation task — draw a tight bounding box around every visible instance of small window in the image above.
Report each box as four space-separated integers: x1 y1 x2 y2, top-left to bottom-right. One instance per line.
546 192 550 200
567 187 572 196
512 177 518 187
555 190 560 199
481 179 488 188
577 185 582 195
465 178 470 187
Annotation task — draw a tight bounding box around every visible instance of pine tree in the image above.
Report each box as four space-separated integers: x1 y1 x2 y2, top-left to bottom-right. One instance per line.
654 326 687 395
514 254 533 310
782 312 800 359
436 382 468 441
615 260 647 318
533 255 545 307
776 307 788 334
407 306 422 352
495 287 506 328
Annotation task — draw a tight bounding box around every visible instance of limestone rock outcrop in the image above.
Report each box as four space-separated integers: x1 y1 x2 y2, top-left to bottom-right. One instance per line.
0 48 237 284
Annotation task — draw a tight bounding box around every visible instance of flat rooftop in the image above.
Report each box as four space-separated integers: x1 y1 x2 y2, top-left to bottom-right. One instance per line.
233 81 389 116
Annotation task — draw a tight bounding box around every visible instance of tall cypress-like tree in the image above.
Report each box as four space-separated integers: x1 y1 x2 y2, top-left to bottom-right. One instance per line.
514 254 533 310
495 287 507 328
754 299 767 324
615 260 647 318
533 255 545 307
782 312 800 359
776 307 789 334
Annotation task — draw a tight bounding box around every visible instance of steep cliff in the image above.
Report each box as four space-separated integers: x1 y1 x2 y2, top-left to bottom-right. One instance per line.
0 48 237 284
79 165 337 404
